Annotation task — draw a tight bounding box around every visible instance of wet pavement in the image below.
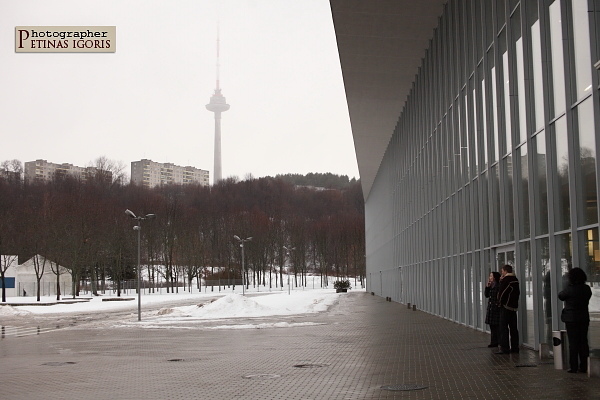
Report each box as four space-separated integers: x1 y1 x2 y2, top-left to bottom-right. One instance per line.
0 291 598 399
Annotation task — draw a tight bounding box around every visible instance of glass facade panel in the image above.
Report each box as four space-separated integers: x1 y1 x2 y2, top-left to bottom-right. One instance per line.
496 248 514 269
481 172 490 247
503 156 515 242
466 0 474 69
535 133 549 234
467 254 474 327
471 179 480 249
521 241 534 346
498 252 505 267
464 94 471 178
557 233 573 283
475 251 483 329
516 35 527 144
465 185 472 250
512 7 523 144
496 0 506 29
442 119 450 198
579 228 600 350
480 73 489 170
553 117 570 231
473 0 483 61
549 0 566 116
491 63 500 162
490 166 501 244
484 0 493 46
539 238 552 346
459 257 465 323
484 248 493 305
490 165 503 244
503 48 512 154
556 232 573 330
531 19 544 132
571 0 593 101
471 89 482 177
518 145 530 238
576 98 598 226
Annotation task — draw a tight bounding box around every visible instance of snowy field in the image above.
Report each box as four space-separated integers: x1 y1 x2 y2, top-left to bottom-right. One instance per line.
0 284 359 331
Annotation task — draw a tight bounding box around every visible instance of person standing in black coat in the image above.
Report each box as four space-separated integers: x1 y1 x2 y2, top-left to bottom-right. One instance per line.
485 271 501 348
495 265 520 354
558 267 592 373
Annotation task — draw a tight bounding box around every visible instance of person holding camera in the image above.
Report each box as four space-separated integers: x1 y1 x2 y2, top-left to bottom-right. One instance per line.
495 265 520 354
485 271 501 348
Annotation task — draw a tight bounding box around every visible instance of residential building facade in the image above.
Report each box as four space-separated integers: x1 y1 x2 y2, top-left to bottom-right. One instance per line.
24 159 110 183
130 159 209 188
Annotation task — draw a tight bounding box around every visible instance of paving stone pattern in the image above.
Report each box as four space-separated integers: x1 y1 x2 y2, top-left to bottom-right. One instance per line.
0 292 598 399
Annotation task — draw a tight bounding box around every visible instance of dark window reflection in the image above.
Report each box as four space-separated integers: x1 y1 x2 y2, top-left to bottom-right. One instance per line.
540 238 552 346
519 146 530 237
576 98 597 226
554 117 570 230
535 133 549 234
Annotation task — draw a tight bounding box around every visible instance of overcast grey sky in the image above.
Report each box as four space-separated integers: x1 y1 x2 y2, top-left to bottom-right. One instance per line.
0 0 359 183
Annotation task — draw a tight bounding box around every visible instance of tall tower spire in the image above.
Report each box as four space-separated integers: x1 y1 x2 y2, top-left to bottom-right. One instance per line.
206 28 229 184
215 25 221 90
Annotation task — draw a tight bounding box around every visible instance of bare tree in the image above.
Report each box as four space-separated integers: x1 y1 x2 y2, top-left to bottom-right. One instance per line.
0 254 18 301
0 175 20 301
30 255 49 301
0 170 364 297
1 159 23 184
90 156 127 186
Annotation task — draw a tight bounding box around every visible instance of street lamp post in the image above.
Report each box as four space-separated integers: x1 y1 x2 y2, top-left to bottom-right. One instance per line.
283 246 295 295
125 209 155 321
234 235 252 295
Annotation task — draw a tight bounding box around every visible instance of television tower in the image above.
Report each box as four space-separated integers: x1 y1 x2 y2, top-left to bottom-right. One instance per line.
205 32 230 184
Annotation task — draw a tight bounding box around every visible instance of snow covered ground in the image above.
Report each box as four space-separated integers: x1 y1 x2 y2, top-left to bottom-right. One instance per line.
0 286 355 331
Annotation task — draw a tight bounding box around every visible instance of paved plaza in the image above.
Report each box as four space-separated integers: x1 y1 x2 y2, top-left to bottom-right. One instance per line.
0 291 598 399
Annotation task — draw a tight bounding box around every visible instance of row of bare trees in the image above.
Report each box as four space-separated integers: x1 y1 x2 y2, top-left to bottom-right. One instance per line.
0 167 365 301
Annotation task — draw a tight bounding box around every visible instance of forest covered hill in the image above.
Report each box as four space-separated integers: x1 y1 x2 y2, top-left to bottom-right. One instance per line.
275 172 359 190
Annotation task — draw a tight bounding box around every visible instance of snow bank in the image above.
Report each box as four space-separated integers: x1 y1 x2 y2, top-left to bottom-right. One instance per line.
156 291 339 320
0 305 31 316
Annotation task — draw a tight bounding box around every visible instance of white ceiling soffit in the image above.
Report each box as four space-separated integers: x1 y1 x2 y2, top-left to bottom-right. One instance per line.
330 0 446 200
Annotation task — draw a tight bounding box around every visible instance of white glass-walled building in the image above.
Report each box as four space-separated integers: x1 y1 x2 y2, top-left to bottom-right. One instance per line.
355 0 600 352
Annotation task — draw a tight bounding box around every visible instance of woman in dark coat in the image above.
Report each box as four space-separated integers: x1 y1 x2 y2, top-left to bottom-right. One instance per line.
485 271 501 348
558 267 592 373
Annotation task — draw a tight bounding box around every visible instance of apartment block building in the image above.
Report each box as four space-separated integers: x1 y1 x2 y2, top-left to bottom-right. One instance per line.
24 159 109 183
130 159 209 188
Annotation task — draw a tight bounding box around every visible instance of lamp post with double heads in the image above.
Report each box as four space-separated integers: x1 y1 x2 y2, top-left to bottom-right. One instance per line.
233 235 252 295
125 209 155 321
283 246 295 295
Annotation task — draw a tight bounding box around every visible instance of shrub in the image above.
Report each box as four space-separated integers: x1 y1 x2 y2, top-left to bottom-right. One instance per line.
333 279 351 290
